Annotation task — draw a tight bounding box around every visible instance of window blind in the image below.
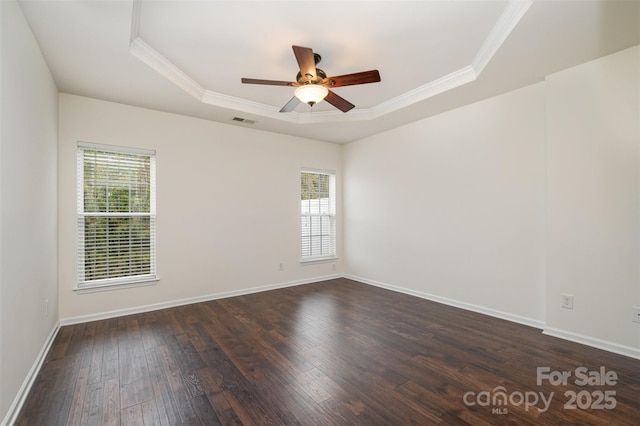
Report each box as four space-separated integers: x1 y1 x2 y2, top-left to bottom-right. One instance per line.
77 144 156 286
301 170 336 260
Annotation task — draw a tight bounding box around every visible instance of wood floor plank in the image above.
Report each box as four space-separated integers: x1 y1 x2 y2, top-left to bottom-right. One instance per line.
120 403 143 426
119 349 154 409
45 352 83 425
198 347 285 425
15 278 640 425
145 349 181 425
102 378 120 426
80 381 104 426
66 366 90 424
140 399 162 426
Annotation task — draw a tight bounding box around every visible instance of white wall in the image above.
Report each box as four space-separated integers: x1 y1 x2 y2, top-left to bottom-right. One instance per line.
344 83 547 326
344 46 640 356
545 46 640 352
58 94 342 321
0 0 59 422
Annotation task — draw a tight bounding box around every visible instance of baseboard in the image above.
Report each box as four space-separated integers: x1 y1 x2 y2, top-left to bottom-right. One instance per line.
346 274 546 329
60 273 344 326
543 327 640 360
2 321 60 426
346 274 640 360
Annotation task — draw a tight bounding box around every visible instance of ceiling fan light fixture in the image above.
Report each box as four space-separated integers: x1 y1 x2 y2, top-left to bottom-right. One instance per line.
242 45 379 113
294 84 328 106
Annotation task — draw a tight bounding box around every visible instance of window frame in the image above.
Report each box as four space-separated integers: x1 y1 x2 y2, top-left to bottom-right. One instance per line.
300 168 337 263
75 141 157 292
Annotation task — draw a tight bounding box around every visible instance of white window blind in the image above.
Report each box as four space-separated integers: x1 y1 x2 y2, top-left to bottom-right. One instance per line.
77 143 156 287
301 169 336 261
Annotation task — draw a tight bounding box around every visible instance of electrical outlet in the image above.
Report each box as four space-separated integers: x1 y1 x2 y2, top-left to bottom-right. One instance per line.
278 262 284 271
632 306 640 324
561 294 574 309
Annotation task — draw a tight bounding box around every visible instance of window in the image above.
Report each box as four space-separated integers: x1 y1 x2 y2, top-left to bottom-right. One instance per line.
77 142 156 289
301 169 336 261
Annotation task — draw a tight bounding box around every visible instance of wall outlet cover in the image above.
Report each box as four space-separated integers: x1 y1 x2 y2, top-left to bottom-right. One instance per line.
561 294 574 309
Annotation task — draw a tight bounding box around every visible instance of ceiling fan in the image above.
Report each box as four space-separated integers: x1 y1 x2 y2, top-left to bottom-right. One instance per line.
241 45 381 113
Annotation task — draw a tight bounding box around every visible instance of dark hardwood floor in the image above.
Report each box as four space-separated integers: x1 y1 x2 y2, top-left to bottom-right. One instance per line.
16 278 640 425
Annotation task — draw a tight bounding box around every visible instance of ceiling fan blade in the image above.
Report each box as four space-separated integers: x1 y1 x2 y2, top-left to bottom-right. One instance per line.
280 96 301 113
324 90 355 113
241 78 296 86
324 70 381 88
292 45 317 81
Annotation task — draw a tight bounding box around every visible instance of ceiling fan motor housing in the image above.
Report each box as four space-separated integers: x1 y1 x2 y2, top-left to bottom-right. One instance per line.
296 68 326 85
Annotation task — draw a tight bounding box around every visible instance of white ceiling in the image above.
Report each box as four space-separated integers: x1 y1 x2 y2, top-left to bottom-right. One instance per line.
18 0 640 144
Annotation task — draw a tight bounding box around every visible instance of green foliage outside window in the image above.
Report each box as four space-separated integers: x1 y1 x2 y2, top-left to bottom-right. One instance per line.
301 172 329 200
81 149 153 283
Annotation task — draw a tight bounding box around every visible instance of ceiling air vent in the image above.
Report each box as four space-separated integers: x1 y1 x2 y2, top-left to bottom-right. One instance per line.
232 117 255 124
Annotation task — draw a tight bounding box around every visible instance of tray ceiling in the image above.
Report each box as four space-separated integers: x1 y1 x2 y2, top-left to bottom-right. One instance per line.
18 0 640 143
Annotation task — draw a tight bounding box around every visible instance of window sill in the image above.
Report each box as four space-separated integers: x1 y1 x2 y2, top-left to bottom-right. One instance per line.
74 277 159 294
300 256 339 265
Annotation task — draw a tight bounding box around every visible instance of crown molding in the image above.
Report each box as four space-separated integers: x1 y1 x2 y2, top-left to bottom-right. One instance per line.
130 37 205 101
472 0 532 73
130 0 141 43
371 66 478 116
129 0 531 123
